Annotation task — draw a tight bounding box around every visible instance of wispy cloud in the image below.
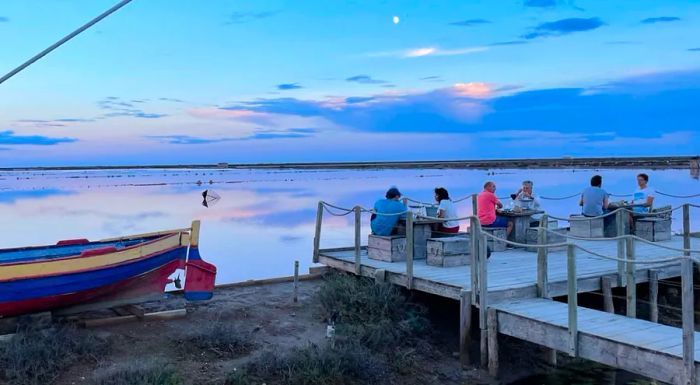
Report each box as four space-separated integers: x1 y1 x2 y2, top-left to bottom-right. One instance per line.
641 16 681 24
14 118 94 127
489 41 528 46
98 97 167 119
226 11 278 25
346 75 388 84
448 19 490 27
277 83 303 90
366 46 487 58
0 16 9 23
605 41 640 45
405 46 487 58
420 76 443 82
147 128 317 144
158 97 184 103
0 130 76 145
522 17 604 39
689 48 700 52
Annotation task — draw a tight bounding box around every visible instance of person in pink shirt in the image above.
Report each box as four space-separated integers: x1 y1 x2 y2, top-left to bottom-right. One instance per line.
477 181 513 236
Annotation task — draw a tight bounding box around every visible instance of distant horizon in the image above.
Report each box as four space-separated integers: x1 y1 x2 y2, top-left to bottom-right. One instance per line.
1 0 699 166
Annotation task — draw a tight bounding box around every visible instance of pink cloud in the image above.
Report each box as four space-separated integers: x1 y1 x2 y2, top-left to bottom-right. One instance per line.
188 107 269 120
451 82 494 98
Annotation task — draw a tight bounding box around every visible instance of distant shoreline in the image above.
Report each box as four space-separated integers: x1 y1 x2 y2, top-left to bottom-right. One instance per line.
1 156 698 171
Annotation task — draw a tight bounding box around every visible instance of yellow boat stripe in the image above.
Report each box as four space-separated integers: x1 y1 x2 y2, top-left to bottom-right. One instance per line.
0 234 182 281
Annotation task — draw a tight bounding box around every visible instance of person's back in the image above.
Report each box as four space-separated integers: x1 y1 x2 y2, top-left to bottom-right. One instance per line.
581 186 607 216
371 198 406 236
477 189 498 225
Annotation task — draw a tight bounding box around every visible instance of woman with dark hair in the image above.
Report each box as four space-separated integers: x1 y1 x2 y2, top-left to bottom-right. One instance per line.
434 187 460 234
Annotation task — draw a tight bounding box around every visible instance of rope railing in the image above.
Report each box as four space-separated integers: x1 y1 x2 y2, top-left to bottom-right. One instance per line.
402 190 700 204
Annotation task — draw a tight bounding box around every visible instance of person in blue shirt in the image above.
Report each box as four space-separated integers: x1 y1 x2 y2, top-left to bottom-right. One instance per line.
579 175 609 217
371 187 408 236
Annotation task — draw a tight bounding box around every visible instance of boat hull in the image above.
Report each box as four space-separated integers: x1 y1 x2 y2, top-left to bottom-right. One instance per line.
0 233 190 318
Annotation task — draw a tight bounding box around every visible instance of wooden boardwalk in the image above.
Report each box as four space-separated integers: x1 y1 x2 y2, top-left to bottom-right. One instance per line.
490 298 700 384
318 234 700 384
318 235 695 301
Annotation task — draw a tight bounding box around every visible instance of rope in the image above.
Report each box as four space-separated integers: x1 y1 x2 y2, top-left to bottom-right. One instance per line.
320 201 355 213
539 227 700 254
574 244 684 264
540 193 581 201
322 205 354 217
546 208 627 221
655 191 700 199
480 230 569 249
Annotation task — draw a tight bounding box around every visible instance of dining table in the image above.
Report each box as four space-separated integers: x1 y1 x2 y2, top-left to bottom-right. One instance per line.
496 208 545 246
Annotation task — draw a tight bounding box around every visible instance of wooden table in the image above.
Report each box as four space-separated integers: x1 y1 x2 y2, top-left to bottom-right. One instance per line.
411 219 440 259
497 209 544 246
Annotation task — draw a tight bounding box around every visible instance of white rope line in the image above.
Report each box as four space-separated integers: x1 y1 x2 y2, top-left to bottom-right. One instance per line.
656 191 700 199
322 205 355 217
538 227 700 254
480 230 569 249
574 244 684 264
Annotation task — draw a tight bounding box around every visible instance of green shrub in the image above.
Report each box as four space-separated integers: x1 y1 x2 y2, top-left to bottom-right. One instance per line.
0 323 109 385
92 359 183 385
227 343 388 385
183 320 254 358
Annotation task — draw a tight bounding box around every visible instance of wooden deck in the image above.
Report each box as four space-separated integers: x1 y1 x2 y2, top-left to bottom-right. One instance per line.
318 235 696 301
491 298 700 384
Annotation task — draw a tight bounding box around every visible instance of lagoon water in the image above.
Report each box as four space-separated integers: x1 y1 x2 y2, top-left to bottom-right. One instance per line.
0 167 698 284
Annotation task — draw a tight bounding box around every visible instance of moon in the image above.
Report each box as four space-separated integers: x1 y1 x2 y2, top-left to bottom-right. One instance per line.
393 16 399 24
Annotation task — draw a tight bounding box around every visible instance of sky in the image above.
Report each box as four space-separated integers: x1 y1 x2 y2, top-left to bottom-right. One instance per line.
0 0 699 167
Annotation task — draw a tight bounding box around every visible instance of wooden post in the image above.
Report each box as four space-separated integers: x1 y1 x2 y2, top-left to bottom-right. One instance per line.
537 214 549 298
681 257 695 385
625 237 636 318
567 244 578 357
479 233 489 368
601 276 615 314
487 308 499 377
460 289 472 366
649 270 659 323
616 210 626 287
293 260 299 303
471 194 478 217
470 217 479 304
374 269 386 284
313 201 324 263
406 211 414 290
190 220 201 247
354 206 362 275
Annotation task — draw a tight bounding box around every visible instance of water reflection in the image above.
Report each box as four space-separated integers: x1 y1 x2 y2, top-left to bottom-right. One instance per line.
0 168 698 284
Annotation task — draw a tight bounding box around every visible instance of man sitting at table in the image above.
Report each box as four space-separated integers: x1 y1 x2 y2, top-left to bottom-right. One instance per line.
511 180 543 226
478 181 513 236
632 173 655 213
371 186 408 236
579 175 609 216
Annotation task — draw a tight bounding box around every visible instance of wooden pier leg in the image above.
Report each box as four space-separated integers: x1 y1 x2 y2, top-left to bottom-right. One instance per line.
293 260 299 303
537 214 549 298
616 210 626 286
567 244 578 357
406 212 414 290
313 201 324 263
649 270 659 323
625 238 636 318
681 204 694 385
354 206 361 275
602 276 615 314
374 269 386 284
487 308 499 377
460 290 473 366
479 234 489 369
470 217 479 304
544 349 557 367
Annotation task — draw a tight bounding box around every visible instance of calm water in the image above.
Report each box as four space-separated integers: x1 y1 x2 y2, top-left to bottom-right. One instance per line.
0 167 698 284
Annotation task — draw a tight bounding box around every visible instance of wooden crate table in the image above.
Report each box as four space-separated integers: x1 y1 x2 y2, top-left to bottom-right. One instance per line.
635 217 672 242
497 209 544 247
482 227 507 252
426 236 471 267
368 234 406 262
569 215 604 238
526 227 567 252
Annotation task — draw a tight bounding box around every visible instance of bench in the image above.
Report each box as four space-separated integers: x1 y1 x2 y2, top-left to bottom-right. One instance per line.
569 215 604 238
482 227 507 252
526 227 567 252
426 236 471 267
634 205 672 242
368 234 406 262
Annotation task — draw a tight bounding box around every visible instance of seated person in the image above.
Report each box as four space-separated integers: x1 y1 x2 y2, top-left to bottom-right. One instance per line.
511 180 543 226
370 186 408 236
434 187 460 234
579 175 609 217
478 181 513 236
632 173 655 213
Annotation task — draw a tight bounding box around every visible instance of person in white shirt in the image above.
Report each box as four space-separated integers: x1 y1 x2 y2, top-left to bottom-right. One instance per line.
512 180 543 226
632 173 655 213
434 187 460 234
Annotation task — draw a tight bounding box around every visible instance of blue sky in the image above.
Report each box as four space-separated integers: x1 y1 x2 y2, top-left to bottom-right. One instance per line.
0 0 699 166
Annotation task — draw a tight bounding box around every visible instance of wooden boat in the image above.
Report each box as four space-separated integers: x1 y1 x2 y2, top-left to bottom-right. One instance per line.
0 220 216 317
